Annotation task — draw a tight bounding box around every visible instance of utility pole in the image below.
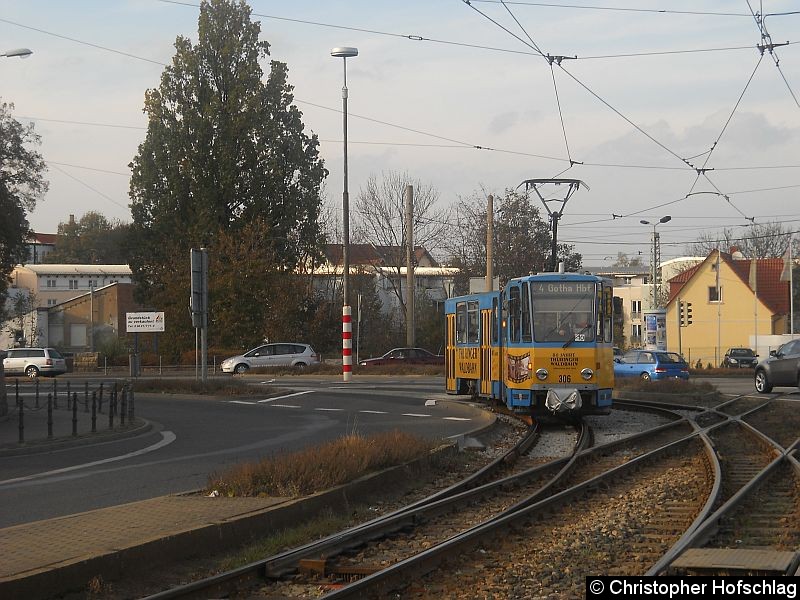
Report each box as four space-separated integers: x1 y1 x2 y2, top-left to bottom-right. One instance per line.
485 194 494 292
405 184 415 347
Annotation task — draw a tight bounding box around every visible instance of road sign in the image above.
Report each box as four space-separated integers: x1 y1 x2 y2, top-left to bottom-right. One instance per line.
126 312 165 332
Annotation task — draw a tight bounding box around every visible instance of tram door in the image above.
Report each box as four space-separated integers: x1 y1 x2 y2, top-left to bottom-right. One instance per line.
480 308 493 396
446 312 456 392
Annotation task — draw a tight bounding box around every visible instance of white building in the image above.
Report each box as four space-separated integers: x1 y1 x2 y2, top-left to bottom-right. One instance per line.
9 264 133 308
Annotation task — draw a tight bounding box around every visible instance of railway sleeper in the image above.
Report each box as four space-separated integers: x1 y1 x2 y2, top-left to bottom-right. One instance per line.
670 548 800 576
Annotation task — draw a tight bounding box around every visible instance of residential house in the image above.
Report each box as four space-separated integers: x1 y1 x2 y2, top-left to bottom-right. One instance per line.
665 249 789 366
25 232 57 264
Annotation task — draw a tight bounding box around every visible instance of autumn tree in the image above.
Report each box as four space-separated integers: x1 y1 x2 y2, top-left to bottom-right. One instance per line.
128 0 327 353
353 171 450 316
446 189 581 293
0 102 48 304
684 221 793 259
45 211 131 264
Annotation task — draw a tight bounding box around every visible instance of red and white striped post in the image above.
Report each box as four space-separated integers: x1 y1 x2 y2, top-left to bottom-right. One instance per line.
342 305 353 382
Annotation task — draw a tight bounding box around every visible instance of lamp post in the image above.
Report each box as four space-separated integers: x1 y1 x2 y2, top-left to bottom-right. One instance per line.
1 48 32 59
331 46 358 383
640 215 671 309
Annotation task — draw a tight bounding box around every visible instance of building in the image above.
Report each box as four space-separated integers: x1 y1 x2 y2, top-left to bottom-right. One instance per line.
9 264 132 308
317 244 459 314
665 249 789 366
25 232 57 264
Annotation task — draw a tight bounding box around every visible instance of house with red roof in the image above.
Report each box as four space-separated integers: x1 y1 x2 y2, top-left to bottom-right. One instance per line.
665 248 789 366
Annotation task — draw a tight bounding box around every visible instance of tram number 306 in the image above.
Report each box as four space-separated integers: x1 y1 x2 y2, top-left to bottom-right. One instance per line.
559 374 572 383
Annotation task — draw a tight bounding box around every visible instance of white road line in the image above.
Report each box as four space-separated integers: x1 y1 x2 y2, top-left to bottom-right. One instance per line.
424 399 437 406
271 404 301 408
258 390 313 403
359 410 388 414
315 408 344 412
402 413 431 418
0 431 177 486
229 400 257 405
442 417 471 421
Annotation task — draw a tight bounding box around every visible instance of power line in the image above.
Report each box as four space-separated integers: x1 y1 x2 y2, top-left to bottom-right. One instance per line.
467 1 752 18
49 163 129 210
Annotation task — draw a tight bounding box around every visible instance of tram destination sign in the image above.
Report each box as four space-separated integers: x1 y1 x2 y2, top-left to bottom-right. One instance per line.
533 282 595 295
126 311 165 332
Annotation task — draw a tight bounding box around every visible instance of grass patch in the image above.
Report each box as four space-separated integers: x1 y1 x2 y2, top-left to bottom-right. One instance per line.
130 378 273 396
615 377 717 395
207 430 438 497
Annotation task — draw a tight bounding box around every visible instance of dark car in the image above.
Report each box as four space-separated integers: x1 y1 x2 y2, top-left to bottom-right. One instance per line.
359 347 444 367
723 347 758 368
754 339 800 393
613 350 689 381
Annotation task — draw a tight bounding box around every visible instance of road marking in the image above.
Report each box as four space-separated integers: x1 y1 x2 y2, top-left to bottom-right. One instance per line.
0 431 177 486
315 407 344 412
359 410 388 414
271 404 301 408
229 400 257 405
424 399 437 406
443 417 471 421
258 391 313 403
402 413 431 418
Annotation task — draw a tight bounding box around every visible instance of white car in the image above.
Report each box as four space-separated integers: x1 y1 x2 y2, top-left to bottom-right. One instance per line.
3 347 68 378
221 343 321 374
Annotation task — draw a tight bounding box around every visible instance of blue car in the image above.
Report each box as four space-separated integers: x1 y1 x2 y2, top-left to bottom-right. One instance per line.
614 350 689 381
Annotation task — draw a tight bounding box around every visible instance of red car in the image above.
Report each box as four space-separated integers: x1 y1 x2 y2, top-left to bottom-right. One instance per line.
359 347 444 367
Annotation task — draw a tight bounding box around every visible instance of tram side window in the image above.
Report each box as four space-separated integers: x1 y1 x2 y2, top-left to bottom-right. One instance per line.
467 300 479 343
491 297 499 344
508 286 521 343
456 302 467 343
521 283 532 342
603 286 613 343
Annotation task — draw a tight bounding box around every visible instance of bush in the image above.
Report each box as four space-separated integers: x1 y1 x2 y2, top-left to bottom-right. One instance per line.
207 430 437 497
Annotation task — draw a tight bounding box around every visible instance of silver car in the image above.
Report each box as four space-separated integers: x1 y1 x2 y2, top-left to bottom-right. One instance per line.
754 339 800 393
3 347 68 378
221 343 321 374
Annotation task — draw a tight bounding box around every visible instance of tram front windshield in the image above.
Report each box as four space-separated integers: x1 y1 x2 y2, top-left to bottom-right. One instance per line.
531 281 596 343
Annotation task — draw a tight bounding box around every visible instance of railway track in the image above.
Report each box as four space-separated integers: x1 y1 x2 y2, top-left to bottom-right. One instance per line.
144 403 687 599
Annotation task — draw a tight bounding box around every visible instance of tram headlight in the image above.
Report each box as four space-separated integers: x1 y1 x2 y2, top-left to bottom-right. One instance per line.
580 368 594 380
535 368 548 381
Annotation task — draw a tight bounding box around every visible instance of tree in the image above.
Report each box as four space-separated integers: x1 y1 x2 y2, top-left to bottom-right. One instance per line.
128 0 327 351
611 252 644 268
685 221 792 259
353 171 450 318
446 189 582 293
45 211 131 264
0 102 48 303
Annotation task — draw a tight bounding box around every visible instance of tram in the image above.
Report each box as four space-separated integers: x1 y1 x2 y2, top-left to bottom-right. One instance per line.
444 270 614 417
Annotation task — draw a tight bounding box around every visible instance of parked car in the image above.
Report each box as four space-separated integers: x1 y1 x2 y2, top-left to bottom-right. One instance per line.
613 350 689 381
221 343 320 374
722 347 758 368
2 347 68 378
754 339 800 393
359 347 444 367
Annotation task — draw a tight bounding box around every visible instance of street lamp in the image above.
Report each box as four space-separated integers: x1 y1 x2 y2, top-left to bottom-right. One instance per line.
640 215 671 308
331 46 358 383
1 48 32 59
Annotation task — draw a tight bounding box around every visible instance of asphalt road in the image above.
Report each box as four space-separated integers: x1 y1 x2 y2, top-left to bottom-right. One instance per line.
0 375 488 528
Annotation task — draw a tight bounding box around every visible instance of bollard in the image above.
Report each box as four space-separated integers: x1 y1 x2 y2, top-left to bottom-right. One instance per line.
53 379 58 409
120 387 127 426
66 381 72 410
47 393 53 439
85 381 89 412
18 397 24 444
128 386 135 421
104 355 108 376
72 392 78 436
15 379 19 409
109 390 115 429
35 377 39 409
98 382 104 413
91 391 97 433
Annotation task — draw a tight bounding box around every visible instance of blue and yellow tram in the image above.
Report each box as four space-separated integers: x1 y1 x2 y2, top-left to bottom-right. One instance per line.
445 271 614 417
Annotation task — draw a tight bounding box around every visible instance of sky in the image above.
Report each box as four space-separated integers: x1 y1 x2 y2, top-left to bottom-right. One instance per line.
2 0 799 266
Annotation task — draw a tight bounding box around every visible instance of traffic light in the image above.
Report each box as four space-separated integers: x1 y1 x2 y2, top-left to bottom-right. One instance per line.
679 301 685 326
685 302 692 325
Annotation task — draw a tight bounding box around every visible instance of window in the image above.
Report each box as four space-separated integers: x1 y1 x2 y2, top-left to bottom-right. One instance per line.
467 301 479 343
622 277 633 285
68 279 79 290
47 299 57 306
46 279 56 288
456 302 467 343
631 324 642 339
708 286 722 302
631 300 642 315
88 280 98 288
